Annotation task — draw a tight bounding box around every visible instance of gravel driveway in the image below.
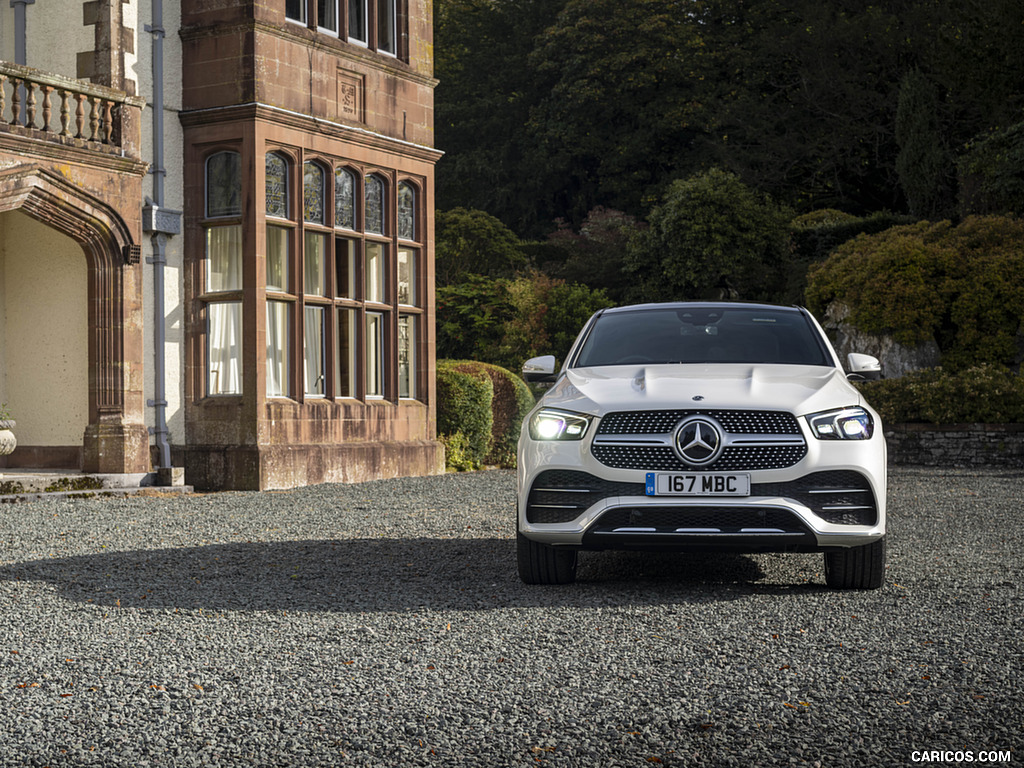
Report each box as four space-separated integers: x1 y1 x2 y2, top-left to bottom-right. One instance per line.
0 468 1021 767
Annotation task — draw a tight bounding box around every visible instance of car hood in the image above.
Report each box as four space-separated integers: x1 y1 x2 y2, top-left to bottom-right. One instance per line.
542 364 865 418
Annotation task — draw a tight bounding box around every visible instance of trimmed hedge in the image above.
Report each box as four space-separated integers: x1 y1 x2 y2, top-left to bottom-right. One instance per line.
437 360 535 470
437 361 493 471
857 365 1024 425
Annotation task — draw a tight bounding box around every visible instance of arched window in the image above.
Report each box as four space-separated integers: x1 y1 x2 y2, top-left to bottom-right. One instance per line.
397 181 415 241
303 162 325 225
335 168 356 231
266 153 289 219
365 174 385 235
206 151 241 218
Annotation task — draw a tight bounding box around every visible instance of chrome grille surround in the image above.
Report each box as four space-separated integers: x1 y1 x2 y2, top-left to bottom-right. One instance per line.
592 409 808 472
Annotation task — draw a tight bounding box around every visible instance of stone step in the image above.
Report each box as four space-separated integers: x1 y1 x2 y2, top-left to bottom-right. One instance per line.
0 468 191 502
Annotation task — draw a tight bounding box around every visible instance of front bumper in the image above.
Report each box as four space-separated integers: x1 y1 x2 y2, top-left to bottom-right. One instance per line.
517 424 887 553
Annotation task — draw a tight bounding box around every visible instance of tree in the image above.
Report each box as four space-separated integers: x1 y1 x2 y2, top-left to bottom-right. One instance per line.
624 169 793 303
543 207 642 302
526 0 710 224
435 207 529 286
896 69 955 219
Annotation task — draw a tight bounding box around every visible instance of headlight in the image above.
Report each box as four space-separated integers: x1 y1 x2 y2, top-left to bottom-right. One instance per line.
807 407 874 440
528 408 593 441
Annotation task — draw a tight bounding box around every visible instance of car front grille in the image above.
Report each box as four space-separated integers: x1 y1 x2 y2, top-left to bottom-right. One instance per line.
592 409 808 472
591 505 808 533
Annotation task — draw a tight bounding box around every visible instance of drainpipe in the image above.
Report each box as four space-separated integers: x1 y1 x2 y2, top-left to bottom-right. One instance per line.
11 0 33 125
142 0 180 484
10 0 33 65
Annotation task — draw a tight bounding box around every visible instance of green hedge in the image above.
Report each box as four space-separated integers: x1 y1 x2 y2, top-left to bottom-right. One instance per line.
437 360 535 470
857 365 1024 424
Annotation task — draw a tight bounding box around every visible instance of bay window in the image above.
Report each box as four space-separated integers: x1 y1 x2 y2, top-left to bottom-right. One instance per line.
204 151 243 396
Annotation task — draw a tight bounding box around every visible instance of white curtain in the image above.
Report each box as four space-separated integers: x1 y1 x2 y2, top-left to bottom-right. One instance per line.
365 243 384 303
336 309 356 398
267 301 289 397
397 247 415 306
266 226 289 292
366 312 383 397
304 306 325 396
208 302 242 395
398 314 415 399
304 232 326 297
206 225 242 292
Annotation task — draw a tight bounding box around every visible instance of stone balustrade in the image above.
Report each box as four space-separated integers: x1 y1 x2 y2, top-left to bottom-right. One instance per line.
0 62 142 158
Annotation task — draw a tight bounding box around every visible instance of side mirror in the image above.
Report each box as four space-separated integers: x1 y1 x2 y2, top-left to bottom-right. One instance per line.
846 353 881 381
523 355 558 383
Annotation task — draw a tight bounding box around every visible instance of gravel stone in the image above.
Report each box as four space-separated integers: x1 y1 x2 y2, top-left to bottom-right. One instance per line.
0 467 1021 766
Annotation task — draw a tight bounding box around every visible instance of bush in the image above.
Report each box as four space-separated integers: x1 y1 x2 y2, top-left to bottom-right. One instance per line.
436 360 536 470
858 365 1024 424
437 272 613 372
806 215 1024 371
958 120 1024 217
436 361 494 471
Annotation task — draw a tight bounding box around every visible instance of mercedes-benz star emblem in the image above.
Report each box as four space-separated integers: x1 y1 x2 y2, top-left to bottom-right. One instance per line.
674 416 724 467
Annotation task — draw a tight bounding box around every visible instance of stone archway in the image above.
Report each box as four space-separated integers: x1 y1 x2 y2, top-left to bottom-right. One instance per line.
0 164 148 473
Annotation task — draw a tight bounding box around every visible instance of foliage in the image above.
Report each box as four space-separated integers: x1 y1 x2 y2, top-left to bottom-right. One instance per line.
436 361 494 471
442 361 535 468
0 402 10 422
623 169 793 303
858 366 1024 424
435 0 1024 232
806 216 1024 370
435 207 529 287
542 207 643 302
526 0 708 224
437 272 613 372
958 120 1024 217
895 69 955 219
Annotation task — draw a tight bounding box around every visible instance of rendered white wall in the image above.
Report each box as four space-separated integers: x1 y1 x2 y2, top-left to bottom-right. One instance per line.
22 1 94 79
135 0 186 446
0 211 89 446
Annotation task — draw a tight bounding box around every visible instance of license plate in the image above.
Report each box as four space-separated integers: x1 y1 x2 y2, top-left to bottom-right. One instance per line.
645 472 750 496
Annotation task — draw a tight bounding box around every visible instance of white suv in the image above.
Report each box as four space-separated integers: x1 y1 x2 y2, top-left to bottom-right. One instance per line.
517 302 887 589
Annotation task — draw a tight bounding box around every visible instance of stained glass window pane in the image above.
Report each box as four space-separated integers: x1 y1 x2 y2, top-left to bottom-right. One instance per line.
397 182 415 240
266 153 288 219
365 175 384 234
206 151 241 218
303 163 325 224
335 168 355 230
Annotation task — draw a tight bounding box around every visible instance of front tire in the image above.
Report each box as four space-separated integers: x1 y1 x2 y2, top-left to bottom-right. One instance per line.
824 537 886 589
517 532 578 585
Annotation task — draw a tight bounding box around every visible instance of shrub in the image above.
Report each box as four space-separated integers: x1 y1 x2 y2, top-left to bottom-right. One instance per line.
958 120 1024 217
436 361 494 471
434 362 536 475
858 365 1024 424
806 215 1024 371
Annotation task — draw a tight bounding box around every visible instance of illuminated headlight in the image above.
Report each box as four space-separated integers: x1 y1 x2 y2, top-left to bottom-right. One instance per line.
529 409 593 441
807 407 874 440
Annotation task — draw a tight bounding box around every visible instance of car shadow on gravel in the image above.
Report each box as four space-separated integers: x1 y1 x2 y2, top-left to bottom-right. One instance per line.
0 538 826 613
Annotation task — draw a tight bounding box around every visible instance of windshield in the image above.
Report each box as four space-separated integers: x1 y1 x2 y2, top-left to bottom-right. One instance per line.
572 306 833 368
